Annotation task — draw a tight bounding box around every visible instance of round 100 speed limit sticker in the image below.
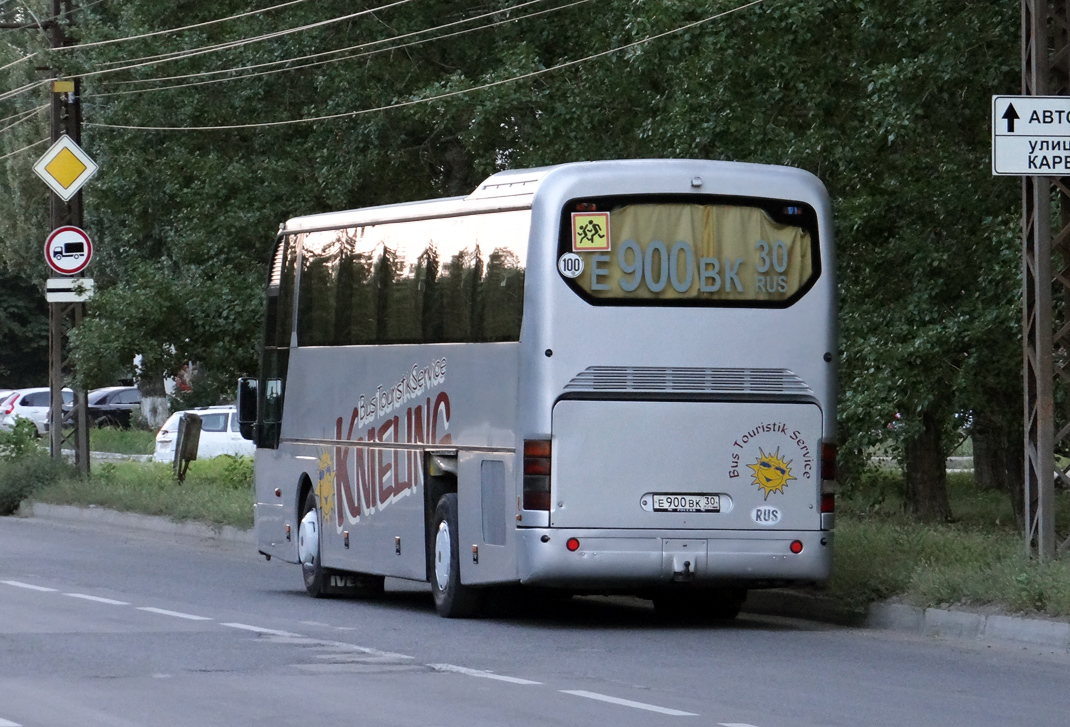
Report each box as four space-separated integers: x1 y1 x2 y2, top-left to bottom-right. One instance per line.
558 252 584 279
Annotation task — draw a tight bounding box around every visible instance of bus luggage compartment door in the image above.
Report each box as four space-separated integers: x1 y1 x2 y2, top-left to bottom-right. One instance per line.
550 399 823 531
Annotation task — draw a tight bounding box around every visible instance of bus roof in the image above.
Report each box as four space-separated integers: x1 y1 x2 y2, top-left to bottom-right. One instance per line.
280 166 552 235
279 159 825 235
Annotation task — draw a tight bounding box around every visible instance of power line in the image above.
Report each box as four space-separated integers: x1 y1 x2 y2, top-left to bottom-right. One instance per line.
103 0 557 87
85 0 419 75
0 102 45 125
0 135 46 161
0 0 107 70
0 77 49 103
0 101 44 132
86 0 764 132
54 0 314 52
97 0 583 96
0 51 39 72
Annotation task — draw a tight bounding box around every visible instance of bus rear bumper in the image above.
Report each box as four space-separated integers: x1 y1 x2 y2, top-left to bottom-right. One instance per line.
516 528 832 588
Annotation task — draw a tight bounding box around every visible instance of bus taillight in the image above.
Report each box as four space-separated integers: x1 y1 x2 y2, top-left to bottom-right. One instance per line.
820 493 835 513
523 439 551 511
821 441 838 482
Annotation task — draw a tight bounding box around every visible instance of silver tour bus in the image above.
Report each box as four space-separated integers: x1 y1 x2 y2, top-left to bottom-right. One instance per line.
237 159 837 619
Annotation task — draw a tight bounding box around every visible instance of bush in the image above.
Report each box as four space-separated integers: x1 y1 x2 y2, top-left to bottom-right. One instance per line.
0 454 73 515
214 455 253 491
0 418 39 460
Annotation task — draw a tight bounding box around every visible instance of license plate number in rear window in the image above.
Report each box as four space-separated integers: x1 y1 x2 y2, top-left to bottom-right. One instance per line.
646 494 720 513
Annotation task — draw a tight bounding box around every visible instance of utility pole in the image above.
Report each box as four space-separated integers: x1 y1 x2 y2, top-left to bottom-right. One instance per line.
0 4 88 469
42 0 89 473
1021 0 1070 559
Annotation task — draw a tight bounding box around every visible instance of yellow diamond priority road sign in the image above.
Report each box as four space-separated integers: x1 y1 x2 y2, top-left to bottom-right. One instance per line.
32 134 98 201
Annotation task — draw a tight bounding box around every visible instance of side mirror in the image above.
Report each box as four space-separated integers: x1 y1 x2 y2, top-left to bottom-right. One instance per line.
237 377 258 442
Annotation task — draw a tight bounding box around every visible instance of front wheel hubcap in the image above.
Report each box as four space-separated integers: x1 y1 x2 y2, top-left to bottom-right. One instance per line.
298 508 319 566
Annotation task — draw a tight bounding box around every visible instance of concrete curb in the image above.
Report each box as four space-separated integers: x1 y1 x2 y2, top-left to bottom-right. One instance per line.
22 502 255 545
60 450 154 463
18 503 1070 650
869 602 1070 649
745 589 1070 650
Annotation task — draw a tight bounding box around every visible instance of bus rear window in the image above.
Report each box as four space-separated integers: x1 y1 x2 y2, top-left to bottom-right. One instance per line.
558 197 819 306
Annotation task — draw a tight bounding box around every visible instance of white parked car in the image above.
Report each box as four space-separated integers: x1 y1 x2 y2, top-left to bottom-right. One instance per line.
0 387 74 435
153 406 253 462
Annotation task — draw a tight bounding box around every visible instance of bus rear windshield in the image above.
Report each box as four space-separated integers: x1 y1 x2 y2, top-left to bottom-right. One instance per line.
558 196 819 307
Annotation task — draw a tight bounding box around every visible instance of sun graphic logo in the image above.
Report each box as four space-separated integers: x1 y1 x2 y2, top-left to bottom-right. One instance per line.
315 450 336 524
746 447 796 500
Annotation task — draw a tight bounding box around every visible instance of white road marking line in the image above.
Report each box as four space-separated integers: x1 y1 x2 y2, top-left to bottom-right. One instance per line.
2 580 58 592
329 642 413 659
0 718 22 726
299 620 331 626
561 690 697 717
719 724 760 727
137 607 213 621
65 593 130 606
222 623 302 637
429 663 542 685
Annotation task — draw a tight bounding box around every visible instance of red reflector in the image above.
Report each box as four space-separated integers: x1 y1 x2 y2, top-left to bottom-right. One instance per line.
524 439 551 458
821 441 838 481
821 493 835 513
790 540 803 554
566 538 580 552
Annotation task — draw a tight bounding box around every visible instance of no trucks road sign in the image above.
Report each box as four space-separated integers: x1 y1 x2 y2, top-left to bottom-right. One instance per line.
45 226 93 275
992 95 1070 175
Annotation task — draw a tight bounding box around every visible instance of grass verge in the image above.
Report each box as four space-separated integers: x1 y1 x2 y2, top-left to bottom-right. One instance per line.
29 456 253 530
830 471 1070 618
61 427 157 455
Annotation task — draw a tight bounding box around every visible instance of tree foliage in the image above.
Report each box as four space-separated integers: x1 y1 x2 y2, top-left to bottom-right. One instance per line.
0 0 1024 511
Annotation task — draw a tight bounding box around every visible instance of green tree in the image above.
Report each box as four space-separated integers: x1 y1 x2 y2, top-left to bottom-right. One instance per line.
0 0 1027 523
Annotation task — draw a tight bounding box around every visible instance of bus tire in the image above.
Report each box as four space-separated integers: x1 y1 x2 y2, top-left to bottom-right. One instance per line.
431 493 483 618
299 489 328 598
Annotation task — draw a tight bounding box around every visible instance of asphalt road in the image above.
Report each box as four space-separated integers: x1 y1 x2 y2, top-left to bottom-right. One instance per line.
0 516 1067 727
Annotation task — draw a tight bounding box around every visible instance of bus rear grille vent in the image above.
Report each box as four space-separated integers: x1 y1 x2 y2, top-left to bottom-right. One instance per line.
563 367 813 395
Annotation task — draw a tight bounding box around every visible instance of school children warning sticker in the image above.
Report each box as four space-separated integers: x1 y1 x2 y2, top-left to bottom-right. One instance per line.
571 212 610 252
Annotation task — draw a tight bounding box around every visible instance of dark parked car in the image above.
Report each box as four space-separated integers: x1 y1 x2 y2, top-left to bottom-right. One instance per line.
65 386 142 428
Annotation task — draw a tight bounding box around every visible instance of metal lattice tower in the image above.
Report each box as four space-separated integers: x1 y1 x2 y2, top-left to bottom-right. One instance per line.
1022 0 1070 559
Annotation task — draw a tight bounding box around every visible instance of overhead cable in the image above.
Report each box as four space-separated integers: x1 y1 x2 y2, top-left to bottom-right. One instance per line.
53 0 315 52
0 136 46 161
0 103 46 125
0 102 45 133
0 0 108 71
0 77 49 103
86 0 418 75
0 51 39 72
104 0 556 86
86 0 764 131
98 0 583 96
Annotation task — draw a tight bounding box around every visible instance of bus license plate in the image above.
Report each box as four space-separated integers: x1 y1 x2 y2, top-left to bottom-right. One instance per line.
652 494 720 513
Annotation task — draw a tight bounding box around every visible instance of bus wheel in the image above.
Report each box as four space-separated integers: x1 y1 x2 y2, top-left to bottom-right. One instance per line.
431 493 483 618
299 489 327 598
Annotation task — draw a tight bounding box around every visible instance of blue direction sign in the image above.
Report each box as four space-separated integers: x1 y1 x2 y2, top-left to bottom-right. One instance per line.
993 95 1070 175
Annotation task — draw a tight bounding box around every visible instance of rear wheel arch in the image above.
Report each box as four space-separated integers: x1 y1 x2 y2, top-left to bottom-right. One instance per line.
423 453 457 582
